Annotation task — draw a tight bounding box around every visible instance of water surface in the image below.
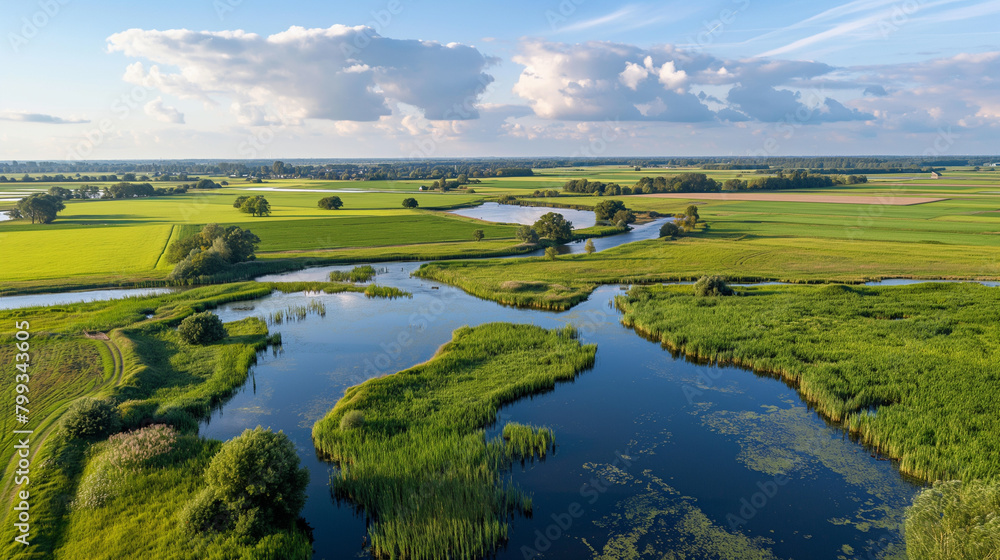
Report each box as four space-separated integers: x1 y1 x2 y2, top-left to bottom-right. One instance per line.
199 267 917 560
449 202 597 229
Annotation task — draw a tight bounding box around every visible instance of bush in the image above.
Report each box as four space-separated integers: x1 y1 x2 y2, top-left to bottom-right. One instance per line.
545 247 558 260
340 410 365 430
693 276 734 297
659 221 680 239
318 196 343 210
182 487 233 534
203 427 309 533
594 199 627 221
402 197 419 208
905 480 1000 560
62 398 121 439
178 312 227 345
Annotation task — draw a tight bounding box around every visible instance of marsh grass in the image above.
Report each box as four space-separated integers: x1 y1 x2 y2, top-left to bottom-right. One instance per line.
618 282 1000 482
329 265 378 283
312 323 596 559
503 423 555 460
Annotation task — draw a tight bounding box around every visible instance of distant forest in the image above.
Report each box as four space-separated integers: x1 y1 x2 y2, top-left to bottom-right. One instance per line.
0 156 995 182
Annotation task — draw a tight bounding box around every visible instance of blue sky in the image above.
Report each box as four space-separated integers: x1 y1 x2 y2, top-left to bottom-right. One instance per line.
1 0 998 158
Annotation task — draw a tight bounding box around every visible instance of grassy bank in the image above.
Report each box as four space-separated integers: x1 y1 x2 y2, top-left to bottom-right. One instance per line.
0 283 325 559
312 323 597 559
616 282 1000 482
415 235 1000 310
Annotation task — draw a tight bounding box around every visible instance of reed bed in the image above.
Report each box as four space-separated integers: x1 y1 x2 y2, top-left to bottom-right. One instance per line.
312 323 596 559
617 282 1000 482
329 265 378 283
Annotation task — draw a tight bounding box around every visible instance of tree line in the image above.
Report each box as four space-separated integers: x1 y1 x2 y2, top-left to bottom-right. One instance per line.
563 171 866 196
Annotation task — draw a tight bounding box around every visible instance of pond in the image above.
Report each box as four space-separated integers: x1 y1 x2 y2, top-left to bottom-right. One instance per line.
449 202 597 229
0 211 11 221
195 263 917 559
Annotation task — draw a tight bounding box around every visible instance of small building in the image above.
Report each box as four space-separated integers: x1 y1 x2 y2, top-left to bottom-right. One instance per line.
930 171 942 179
418 185 427 191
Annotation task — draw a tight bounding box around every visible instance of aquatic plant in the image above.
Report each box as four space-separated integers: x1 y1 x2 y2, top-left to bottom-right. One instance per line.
312 323 596 559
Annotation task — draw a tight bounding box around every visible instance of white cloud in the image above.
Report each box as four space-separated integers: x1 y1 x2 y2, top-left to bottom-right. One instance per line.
0 112 89 124
144 97 185 124
107 25 497 125
512 40 870 123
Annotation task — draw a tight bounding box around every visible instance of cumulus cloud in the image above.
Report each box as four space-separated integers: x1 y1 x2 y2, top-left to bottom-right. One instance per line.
107 26 497 125
144 97 185 124
0 112 89 124
512 40 874 124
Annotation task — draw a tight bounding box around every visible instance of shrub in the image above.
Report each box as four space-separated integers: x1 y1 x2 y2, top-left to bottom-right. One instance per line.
473 229 485 242
182 487 233 534
178 312 227 345
203 427 309 533
659 221 681 239
318 196 343 210
694 275 734 297
340 410 365 430
545 247 558 260
62 398 121 439
402 197 419 208
105 424 178 470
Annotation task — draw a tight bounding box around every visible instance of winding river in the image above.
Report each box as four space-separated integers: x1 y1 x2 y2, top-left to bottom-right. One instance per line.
2 205 961 559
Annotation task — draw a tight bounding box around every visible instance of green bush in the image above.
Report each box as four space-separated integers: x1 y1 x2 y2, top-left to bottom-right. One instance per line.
659 221 680 239
340 410 364 430
182 487 233 534
62 398 121 439
178 312 227 345
402 197 419 208
203 427 309 533
694 275 734 297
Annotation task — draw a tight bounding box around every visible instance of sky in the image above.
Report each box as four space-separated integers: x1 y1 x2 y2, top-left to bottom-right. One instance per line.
0 0 998 159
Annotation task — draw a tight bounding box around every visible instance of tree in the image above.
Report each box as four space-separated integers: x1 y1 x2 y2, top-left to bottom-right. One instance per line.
533 212 573 243
318 196 343 210
594 199 627 221
473 229 484 242
584 239 596 254
239 195 271 217
61 398 121 439
47 186 71 200
545 247 558 260
693 276 734 297
233 195 249 208
185 427 309 537
16 193 65 224
178 312 227 345
613 209 636 227
684 205 700 220
659 221 681 239
196 179 218 189
516 225 539 244
402 197 419 208
272 161 285 176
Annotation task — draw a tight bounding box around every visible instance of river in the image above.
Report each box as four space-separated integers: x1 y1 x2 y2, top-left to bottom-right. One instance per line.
0 206 941 559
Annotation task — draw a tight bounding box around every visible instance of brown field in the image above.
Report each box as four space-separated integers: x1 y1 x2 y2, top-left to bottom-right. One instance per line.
639 193 947 205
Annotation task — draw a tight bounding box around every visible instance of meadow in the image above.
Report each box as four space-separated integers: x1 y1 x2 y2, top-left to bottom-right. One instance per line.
312 323 596 559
